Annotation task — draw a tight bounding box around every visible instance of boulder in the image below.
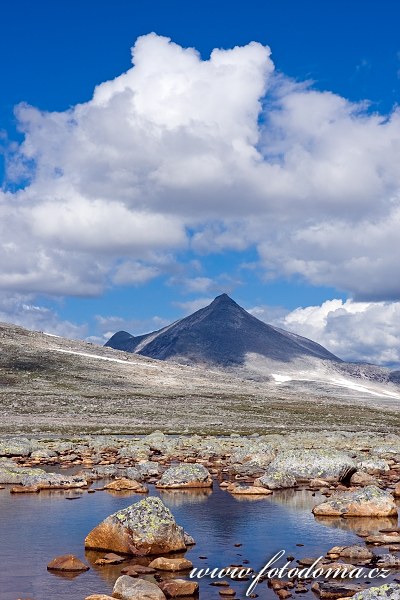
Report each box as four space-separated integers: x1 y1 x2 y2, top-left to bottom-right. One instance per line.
148 557 193 571
137 461 161 477
85 496 189 555
312 486 398 517
47 554 89 572
113 575 166 600
394 482 400 498
0 437 33 456
374 553 400 568
104 479 148 493
254 470 297 490
267 449 355 480
0 465 46 484
159 579 199 597
125 467 144 481
351 584 400 599
156 464 212 489
312 581 365 598
18 472 88 491
326 545 374 561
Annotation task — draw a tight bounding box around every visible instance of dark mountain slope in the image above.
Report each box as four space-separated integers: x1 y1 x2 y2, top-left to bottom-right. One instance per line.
105 294 341 366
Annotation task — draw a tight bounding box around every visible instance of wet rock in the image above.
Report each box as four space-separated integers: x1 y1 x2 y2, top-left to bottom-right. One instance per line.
312 486 398 517
227 483 272 495
85 595 114 600
149 557 193 571
326 545 374 561
95 552 125 565
374 553 400 568
156 464 212 489
113 575 166 600
351 584 400 599
104 478 148 493
159 579 199 597
47 554 89 572
254 470 297 490
266 449 356 480
85 496 189 555
312 581 365 598
121 564 156 575
365 533 400 544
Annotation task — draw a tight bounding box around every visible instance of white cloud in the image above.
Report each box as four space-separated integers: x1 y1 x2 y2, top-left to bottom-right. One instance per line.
255 299 400 366
2 33 400 301
0 292 85 338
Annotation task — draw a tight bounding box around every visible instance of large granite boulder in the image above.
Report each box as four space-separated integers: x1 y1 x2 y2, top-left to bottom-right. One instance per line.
113 575 166 600
267 449 356 480
85 496 189 555
156 464 212 489
312 485 398 517
352 584 400 599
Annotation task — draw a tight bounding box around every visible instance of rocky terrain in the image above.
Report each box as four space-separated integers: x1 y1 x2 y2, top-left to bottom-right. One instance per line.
1 431 400 599
1 320 400 435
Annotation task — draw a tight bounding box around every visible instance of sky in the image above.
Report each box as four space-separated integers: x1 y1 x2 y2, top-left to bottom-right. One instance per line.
1 0 400 366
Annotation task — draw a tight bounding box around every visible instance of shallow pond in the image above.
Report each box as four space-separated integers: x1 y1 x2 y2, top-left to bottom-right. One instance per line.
0 480 398 600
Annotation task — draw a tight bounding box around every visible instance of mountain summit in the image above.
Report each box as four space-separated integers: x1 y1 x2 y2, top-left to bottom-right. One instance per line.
105 294 340 366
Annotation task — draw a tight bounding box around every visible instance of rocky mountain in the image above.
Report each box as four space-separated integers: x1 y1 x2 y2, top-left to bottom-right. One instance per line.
105 293 340 366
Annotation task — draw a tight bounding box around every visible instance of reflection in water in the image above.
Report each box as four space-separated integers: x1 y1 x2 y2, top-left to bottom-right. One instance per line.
47 570 84 580
314 514 399 536
158 488 212 506
1 482 399 600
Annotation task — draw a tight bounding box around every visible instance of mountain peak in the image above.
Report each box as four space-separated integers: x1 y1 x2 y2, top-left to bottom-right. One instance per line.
105 294 341 366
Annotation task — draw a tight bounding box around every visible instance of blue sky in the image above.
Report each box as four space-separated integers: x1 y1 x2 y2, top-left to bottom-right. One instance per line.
1 0 400 365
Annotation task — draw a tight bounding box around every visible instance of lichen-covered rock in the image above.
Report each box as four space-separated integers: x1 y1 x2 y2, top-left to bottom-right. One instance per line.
30 449 58 459
357 458 390 474
113 575 166 600
312 485 398 517
89 465 120 479
254 470 297 490
0 437 34 456
374 554 400 568
137 461 161 477
352 584 400 599
85 496 189 555
125 467 143 481
267 449 356 480
118 443 151 461
156 464 212 489
0 465 46 484
19 472 88 490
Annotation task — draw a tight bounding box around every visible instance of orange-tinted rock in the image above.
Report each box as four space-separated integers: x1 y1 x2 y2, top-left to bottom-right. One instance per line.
149 557 193 571
47 554 89 572
159 579 199 597
104 478 148 493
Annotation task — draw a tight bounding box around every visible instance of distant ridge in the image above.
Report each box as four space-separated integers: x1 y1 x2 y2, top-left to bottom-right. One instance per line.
105 293 341 366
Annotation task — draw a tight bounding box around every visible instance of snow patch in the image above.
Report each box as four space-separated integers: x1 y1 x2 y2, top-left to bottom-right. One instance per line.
51 348 157 367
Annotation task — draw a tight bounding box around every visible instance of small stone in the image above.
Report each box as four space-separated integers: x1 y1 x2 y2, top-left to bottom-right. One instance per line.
149 557 193 571
159 579 199 597
47 554 89 572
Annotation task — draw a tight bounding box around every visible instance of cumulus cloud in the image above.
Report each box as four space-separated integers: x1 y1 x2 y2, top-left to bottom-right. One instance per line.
2 32 400 302
0 293 86 338
252 299 400 366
